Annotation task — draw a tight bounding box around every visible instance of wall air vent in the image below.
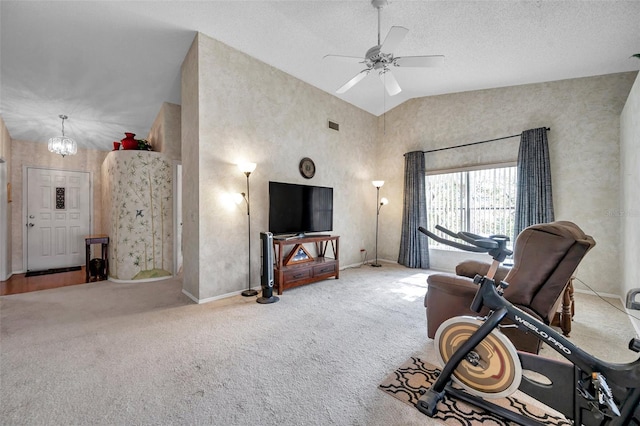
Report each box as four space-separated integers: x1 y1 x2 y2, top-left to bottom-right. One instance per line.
328 120 340 132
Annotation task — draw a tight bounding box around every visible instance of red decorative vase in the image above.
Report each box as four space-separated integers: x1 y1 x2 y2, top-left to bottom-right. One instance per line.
121 132 138 150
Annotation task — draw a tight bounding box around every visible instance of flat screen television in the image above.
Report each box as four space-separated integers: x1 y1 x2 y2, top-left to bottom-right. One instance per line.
268 181 333 236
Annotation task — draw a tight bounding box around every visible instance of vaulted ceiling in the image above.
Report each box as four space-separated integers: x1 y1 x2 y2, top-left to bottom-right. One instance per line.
1 1 639 151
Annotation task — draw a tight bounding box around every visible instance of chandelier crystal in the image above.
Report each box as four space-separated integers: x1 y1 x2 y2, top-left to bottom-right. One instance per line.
48 114 77 157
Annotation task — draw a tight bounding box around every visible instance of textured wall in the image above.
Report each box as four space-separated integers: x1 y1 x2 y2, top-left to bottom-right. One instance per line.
180 35 201 300
0 116 10 164
0 116 11 280
185 33 378 301
147 102 182 162
620 73 640 331
102 150 173 281
10 140 107 273
377 73 637 295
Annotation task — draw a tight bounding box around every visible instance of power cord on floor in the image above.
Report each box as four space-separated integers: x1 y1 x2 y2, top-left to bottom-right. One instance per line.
573 276 640 322
361 249 368 267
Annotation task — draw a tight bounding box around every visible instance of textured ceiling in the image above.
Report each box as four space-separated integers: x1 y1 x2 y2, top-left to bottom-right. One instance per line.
1 1 639 151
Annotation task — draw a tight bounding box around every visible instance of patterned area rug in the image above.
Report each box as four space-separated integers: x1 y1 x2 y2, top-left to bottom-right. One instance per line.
379 357 571 425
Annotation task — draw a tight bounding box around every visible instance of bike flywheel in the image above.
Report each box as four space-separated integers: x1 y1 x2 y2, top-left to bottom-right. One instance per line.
435 316 522 399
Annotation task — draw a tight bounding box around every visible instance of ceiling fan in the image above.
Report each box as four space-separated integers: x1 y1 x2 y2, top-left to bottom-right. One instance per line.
324 0 444 96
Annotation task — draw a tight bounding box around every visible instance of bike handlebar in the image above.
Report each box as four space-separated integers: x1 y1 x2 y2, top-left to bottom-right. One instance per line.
419 227 486 252
419 225 513 262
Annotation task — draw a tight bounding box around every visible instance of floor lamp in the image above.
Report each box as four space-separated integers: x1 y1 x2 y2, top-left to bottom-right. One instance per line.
371 181 388 267
239 162 258 297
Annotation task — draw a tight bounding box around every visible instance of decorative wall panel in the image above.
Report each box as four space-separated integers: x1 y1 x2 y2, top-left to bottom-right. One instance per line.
102 151 173 281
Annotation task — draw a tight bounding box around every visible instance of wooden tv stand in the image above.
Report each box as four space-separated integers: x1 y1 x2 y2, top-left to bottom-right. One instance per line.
273 235 339 295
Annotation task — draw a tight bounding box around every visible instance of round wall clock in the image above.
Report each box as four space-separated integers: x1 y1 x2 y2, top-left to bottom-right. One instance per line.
299 157 316 179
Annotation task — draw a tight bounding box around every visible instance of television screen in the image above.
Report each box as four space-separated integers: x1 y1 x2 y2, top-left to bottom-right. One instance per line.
268 181 333 235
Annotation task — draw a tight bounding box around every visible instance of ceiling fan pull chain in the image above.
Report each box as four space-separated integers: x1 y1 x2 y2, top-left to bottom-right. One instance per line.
381 67 388 134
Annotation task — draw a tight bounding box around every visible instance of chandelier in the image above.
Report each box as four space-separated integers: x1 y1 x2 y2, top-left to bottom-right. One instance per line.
48 114 77 157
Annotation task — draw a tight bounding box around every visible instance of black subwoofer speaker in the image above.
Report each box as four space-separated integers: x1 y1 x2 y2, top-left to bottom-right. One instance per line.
257 231 279 304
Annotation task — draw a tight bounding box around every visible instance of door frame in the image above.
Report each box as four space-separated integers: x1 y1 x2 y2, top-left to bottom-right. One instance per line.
0 160 8 280
173 161 182 277
22 166 94 272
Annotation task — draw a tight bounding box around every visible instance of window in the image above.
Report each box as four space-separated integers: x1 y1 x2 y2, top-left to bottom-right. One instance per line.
426 165 517 250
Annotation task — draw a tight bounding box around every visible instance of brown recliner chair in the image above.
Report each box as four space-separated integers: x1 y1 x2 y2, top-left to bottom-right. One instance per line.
424 221 596 353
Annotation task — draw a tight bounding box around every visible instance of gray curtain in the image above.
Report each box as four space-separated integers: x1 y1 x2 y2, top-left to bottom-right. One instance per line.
514 127 554 241
398 151 430 268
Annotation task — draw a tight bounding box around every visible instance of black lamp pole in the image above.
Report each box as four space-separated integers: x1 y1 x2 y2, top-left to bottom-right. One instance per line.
241 168 258 297
372 181 384 267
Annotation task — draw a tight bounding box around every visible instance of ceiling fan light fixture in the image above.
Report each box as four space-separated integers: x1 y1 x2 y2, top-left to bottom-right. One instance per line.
48 114 77 157
325 0 444 97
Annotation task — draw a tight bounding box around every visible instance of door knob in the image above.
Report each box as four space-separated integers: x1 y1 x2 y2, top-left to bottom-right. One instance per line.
27 223 35 227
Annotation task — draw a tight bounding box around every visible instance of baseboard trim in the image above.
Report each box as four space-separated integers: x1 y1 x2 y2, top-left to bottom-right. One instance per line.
182 286 261 304
342 258 399 270
109 276 172 284
572 286 621 300
181 288 199 303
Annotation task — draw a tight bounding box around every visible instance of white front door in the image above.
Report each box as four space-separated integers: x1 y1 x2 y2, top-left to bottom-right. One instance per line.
26 167 91 271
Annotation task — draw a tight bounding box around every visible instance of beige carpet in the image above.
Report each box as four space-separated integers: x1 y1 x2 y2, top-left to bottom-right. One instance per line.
0 263 637 425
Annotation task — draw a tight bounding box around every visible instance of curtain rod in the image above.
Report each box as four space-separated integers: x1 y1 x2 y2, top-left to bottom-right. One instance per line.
406 127 551 155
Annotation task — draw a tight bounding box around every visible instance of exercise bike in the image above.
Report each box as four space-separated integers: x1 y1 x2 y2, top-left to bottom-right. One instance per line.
417 225 640 426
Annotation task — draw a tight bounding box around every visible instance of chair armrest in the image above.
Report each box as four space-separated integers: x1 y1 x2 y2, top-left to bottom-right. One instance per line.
425 273 480 338
427 273 479 298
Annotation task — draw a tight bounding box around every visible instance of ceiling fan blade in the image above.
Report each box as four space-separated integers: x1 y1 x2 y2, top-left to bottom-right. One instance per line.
380 26 408 53
323 54 365 64
379 69 401 96
394 55 445 68
336 69 370 94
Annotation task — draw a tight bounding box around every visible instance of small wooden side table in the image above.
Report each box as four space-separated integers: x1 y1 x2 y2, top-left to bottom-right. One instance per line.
85 234 109 282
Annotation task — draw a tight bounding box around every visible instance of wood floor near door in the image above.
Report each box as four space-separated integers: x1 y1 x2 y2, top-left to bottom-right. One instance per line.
0 267 89 296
